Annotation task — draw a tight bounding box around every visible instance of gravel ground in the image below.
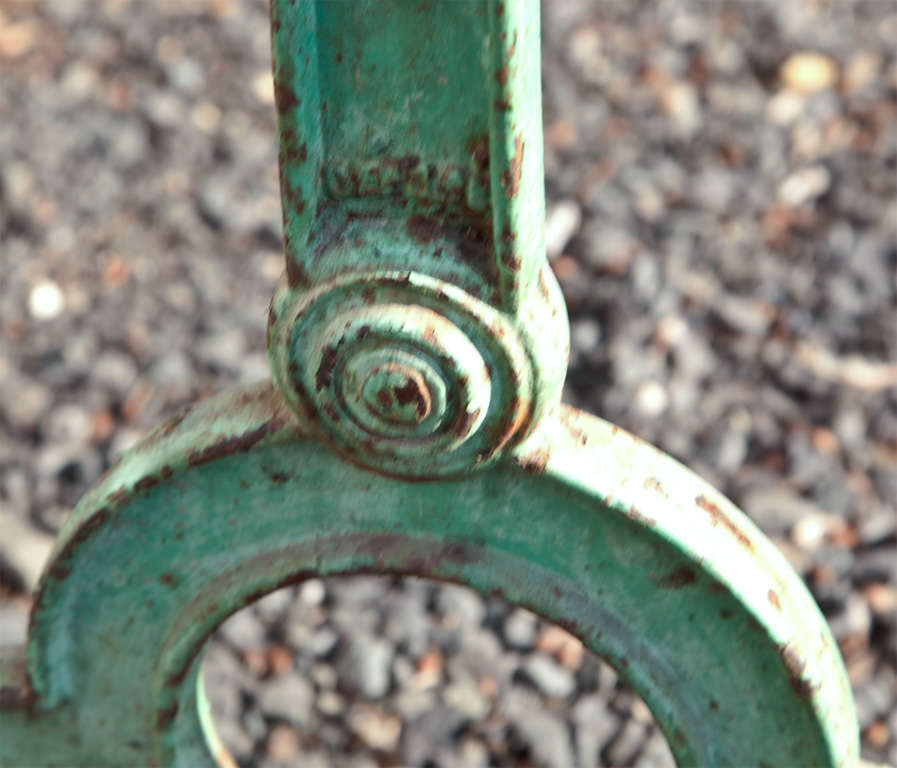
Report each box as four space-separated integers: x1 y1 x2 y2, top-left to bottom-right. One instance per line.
1 0 895 765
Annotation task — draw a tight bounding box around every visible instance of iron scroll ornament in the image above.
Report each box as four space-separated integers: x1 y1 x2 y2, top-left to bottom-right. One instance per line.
0 1 863 766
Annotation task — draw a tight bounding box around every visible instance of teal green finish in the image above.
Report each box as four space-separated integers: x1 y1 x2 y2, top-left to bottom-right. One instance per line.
0 1 865 766
0 385 861 766
268 0 568 479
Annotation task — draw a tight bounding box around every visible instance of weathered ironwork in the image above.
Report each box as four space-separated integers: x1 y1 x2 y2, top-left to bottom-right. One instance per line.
0 1 868 766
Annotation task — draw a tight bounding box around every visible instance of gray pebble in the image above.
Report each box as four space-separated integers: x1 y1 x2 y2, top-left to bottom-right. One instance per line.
573 694 622 768
503 608 538 650
522 653 576 699
436 583 486 628
218 608 266 649
503 685 574 768
337 633 394 699
257 672 314 726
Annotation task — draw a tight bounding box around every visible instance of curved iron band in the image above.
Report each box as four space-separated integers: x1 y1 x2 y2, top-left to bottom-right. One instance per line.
1 383 857 767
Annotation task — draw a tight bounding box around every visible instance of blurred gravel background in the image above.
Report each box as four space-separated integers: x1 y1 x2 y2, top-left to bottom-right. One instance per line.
1 0 895 765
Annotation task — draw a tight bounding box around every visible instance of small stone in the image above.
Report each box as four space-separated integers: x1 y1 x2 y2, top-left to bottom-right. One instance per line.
2 377 52 432
503 608 537 650
0 19 35 58
0 600 29 646
45 403 92 446
168 57 204 94
218 608 266 649
573 694 620 768
780 52 839 93
347 703 402 752
742 488 824 536
436 583 485 628
300 578 325 606
0 509 55 592
504 686 574 768
317 689 345 717
570 318 601 355
308 626 338 658
634 380 669 417
28 279 65 320
522 653 576 698
266 723 300 765
713 296 773 336
863 583 897 616
545 199 582 259
843 51 881 95
605 718 648 766
191 100 221 134
410 648 442 690
252 71 275 104
337 633 394 699
777 165 831 206
442 677 490 719
393 688 436 720
661 81 702 137
253 588 293 622
766 89 806 126
864 720 889 750
310 662 337 689
257 671 314 725
791 512 838 550
92 352 138 397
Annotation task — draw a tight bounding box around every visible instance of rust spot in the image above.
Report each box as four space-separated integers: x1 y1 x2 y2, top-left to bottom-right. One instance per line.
159 572 177 587
559 409 588 445
494 99 511 111
500 133 524 198
270 471 288 483
393 378 430 420
537 267 551 301
720 608 733 619
406 214 442 243
779 643 818 699
520 447 550 474
709 699 719 712
643 476 665 495
500 225 521 271
273 78 299 113
453 407 481 438
495 66 508 85
768 589 782 611
315 345 339 390
336 51 342 63
134 475 159 493
469 135 489 172
155 702 179 729
656 565 697 589
626 505 656 528
496 1 504 15
186 420 283 468
695 495 753 551
286 257 309 289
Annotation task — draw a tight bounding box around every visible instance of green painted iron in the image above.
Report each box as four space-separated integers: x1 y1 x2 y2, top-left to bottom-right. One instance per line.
0 2 864 765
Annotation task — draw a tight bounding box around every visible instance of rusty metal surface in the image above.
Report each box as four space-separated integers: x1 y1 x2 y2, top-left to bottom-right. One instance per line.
267 0 569 479
0 383 860 766
0 0 868 765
